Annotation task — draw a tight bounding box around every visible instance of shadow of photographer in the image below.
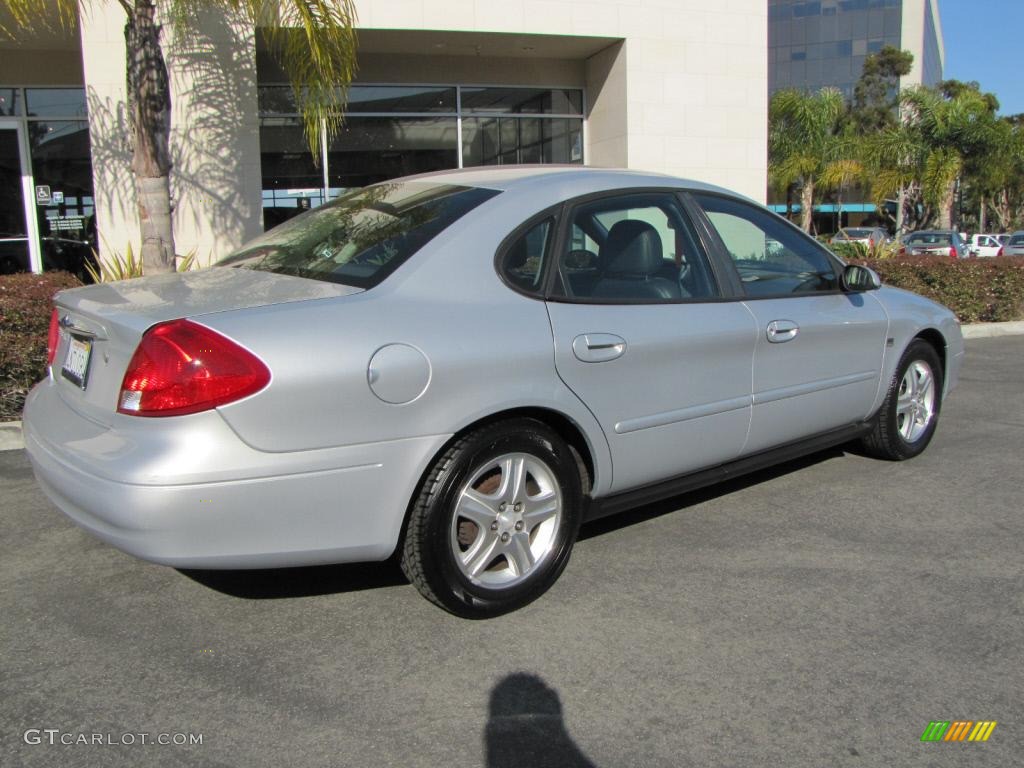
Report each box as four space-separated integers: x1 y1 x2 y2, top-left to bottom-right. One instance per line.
486 673 596 768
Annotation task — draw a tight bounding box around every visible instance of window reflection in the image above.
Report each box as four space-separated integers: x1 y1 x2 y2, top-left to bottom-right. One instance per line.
462 117 582 166
326 117 458 190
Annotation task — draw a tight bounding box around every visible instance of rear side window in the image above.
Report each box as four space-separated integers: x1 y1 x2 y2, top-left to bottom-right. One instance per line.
499 218 554 296
693 193 838 296
1011 235 1024 245
219 182 499 288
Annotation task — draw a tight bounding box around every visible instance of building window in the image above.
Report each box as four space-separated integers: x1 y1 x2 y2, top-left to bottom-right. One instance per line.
257 84 584 230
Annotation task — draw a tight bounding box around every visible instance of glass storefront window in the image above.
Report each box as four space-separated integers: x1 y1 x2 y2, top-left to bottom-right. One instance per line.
259 117 325 230
0 89 22 117
346 86 457 113
25 88 88 119
258 85 457 115
257 83 584 230
326 117 458 190
28 119 96 277
462 117 582 166
460 87 583 115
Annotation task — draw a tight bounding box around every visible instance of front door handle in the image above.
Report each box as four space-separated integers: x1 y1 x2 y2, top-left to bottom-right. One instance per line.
572 333 627 363
766 319 799 343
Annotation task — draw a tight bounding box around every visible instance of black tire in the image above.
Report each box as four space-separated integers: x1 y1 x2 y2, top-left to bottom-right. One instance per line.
862 339 944 461
400 418 583 618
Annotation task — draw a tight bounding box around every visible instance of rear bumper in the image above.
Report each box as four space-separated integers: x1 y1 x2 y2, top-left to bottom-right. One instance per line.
23 380 449 568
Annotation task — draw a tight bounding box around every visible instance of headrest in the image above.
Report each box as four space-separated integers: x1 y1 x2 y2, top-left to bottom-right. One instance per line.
603 220 663 276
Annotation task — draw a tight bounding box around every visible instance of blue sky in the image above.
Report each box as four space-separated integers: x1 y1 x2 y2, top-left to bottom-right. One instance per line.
939 0 1024 115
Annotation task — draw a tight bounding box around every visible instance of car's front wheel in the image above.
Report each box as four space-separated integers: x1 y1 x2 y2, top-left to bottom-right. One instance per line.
400 418 583 617
862 339 944 460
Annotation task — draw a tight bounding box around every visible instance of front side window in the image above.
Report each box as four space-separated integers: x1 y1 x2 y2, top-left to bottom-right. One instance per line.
219 182 498 288
554 193 719 303
693 193 838 297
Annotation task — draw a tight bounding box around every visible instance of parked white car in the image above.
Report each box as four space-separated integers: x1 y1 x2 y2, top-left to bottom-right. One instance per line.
969 233 1005 258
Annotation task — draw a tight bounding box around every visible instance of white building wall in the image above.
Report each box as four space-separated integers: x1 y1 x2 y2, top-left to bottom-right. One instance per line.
76 0 768 262
79 0 263 266
900 0 945 89
353 0 768 201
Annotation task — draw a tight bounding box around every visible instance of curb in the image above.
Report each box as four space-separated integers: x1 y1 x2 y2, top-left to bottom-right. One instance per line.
960 320 1024 339
0 421 24 452
1 324 1021 453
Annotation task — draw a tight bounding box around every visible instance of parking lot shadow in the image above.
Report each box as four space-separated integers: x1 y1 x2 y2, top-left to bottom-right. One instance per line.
486 673 596 768
179 560 407 599
579 446 846 542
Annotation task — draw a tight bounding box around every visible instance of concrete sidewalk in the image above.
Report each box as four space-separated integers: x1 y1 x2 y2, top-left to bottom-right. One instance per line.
2 323 1021 452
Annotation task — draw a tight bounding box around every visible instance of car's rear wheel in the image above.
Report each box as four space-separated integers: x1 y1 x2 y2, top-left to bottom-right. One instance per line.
862 339 943 460
400 418 582 617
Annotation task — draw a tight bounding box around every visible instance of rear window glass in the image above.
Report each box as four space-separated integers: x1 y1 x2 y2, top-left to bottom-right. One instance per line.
219 182 499 288
842 229 873 237
907 233 952 245
1011 235 1024 245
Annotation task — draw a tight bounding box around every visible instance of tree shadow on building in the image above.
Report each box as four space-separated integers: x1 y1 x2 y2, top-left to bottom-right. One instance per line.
485 673 597 768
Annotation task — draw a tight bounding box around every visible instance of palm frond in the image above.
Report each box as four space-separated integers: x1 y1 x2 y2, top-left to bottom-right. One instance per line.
0 0 79 38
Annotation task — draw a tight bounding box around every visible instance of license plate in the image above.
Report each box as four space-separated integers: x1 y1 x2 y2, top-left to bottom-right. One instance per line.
61 335 93 389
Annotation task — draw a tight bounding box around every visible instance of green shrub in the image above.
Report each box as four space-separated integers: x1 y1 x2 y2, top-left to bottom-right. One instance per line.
853 256 1024 323
0 272 83 421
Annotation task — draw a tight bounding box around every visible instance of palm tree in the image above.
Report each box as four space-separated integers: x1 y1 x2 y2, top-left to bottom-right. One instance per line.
2 0 357 274
967 118 1024 233
861 123 930 233
898 86 998 230
769 88 846 233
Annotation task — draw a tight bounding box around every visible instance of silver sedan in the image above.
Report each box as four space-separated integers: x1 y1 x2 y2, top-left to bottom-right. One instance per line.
24 167 964 617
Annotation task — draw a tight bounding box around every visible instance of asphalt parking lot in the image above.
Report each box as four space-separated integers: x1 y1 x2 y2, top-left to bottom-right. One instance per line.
1 336 1022 768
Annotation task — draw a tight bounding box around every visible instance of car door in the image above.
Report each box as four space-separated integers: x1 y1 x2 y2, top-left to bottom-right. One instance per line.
690 192 889 455
544 191 757 493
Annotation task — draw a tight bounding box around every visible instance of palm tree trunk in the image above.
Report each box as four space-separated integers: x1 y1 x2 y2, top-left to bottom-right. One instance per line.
938 180 956 230
126 0 175 274
978 194 986 233
896 186 905 234
800 180 814 234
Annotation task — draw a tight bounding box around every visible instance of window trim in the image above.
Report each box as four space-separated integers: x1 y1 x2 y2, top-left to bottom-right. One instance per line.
687 190 849 301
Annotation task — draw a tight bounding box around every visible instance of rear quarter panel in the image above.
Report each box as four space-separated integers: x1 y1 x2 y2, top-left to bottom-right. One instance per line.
197 192 615 495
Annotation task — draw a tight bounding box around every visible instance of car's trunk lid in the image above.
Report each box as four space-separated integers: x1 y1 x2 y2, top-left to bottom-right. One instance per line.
50 267 362 425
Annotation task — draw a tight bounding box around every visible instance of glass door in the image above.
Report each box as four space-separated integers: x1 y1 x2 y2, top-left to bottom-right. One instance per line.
0 121 42 273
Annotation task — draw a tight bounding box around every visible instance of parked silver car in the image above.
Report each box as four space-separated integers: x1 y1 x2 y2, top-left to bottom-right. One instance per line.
24 168 964 617
830 226 889 248
899 230 969 258
1003 231 1024 257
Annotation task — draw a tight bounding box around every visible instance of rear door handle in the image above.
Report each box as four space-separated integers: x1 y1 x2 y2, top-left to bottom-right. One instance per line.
572 333 627 363
766 319 799 343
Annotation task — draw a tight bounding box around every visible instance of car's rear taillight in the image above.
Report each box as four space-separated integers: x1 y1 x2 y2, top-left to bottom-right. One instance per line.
998 247 1004 257
47 308 59 366
118 320 270 417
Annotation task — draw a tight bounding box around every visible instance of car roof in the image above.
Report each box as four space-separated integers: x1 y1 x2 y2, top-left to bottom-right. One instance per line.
398 165 744 199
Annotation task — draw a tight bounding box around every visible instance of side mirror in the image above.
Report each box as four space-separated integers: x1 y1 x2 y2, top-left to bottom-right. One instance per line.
841 264 881 292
